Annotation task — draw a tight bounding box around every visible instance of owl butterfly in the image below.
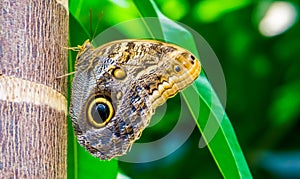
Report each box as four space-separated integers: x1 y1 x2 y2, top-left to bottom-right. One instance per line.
70 39 201 160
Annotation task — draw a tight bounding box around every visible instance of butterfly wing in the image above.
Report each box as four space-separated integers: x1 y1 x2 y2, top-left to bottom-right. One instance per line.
70 40 201 160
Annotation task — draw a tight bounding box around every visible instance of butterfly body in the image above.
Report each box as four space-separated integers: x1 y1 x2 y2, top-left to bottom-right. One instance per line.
70 39 200 160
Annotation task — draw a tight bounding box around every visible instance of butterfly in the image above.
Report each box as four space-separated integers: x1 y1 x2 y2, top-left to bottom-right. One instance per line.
70 39 201 160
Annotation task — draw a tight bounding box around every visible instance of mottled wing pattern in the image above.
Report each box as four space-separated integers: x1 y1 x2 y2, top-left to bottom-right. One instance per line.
70 39 201 160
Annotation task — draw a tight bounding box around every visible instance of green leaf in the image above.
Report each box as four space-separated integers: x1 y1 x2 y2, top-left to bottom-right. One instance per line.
193 0 251 23
134 0 252 178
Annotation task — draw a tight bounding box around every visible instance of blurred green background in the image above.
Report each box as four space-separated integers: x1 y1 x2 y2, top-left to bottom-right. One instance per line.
68 0 300 178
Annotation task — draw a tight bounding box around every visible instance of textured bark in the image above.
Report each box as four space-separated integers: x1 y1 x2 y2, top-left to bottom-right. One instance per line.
0 0 68 178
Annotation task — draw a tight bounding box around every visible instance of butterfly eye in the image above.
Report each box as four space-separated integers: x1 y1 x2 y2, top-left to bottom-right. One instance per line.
87 95 114 128
112 67 127 80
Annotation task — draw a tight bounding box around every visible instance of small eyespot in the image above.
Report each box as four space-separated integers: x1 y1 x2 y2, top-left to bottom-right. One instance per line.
190 55 195 60
174 65 181 73
87 95 114 128
112 67 127 80
190 55 196 64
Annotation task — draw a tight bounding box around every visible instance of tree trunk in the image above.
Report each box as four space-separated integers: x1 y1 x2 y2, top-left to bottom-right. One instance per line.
0 0 68 178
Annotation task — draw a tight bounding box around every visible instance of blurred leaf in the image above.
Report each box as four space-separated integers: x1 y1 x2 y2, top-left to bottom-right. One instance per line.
269 81 300 126
156 0 189 20
194 0 251 23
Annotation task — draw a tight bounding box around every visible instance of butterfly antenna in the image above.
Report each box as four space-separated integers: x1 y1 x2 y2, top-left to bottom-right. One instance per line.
91 9 104 41
89 8 93 38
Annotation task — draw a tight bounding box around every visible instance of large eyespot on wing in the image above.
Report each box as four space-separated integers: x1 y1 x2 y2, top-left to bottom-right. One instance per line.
85 93 115 128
